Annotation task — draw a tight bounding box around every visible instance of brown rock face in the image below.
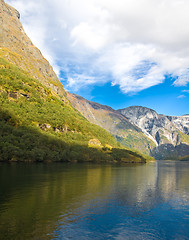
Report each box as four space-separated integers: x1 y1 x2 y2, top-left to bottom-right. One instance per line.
0 0 66 99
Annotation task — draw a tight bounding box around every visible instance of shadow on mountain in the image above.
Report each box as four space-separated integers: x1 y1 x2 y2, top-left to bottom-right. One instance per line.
0 109 146 163
152 143 189 160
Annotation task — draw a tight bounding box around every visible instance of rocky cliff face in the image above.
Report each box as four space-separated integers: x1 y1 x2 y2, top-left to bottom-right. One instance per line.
0 0 66 100
67 93 156 156
118 106 189 159
167 115 189 135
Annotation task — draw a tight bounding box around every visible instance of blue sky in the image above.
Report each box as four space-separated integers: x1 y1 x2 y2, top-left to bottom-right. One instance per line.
68 76 189 116
6 0 189 116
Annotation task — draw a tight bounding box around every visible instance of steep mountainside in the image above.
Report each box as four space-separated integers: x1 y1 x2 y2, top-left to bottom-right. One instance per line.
67 93 156 155
0 0 66 100
118 106 189 159
0 0 150 163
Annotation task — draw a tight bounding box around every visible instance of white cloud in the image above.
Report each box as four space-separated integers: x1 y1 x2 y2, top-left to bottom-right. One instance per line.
71 22 107 51
177 95 186 99
6 0 189 94
173 70 189 86
182 90 189 93
66 74 102 91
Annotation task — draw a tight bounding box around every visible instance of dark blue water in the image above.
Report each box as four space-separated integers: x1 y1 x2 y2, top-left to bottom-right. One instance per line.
0 161 189 239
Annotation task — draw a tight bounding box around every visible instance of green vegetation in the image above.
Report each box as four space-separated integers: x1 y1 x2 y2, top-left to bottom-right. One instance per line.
0 56 150 163
178 131 189 144
115 134 155 156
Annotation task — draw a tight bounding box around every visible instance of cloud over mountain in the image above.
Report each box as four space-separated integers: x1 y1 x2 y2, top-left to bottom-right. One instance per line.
7 0 189 93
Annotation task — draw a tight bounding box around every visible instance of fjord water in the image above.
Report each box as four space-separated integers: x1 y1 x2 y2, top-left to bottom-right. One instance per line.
0 161 189 240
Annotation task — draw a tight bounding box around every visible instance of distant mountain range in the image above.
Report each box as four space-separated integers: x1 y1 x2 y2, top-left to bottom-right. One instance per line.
68 94 189 159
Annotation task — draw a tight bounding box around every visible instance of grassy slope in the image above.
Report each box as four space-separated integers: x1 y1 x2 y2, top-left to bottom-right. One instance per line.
178 131 189 144
116 134 155 156
0 56 152 163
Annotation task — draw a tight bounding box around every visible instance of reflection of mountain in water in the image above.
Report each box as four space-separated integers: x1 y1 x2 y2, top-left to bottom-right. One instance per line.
0 162 188 239
112 162 189 214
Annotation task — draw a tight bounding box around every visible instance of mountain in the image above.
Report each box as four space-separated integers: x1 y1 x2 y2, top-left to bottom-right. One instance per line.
67 93 156 156
0 0 67 100
67 93 189 159
2 0 186 161
118 106 189 159
0 0 150 163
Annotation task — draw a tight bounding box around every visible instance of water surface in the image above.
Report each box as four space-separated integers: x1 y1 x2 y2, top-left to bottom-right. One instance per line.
0 161 189 239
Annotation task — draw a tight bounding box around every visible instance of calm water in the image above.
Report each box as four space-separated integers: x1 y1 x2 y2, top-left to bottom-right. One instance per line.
0 161 189 240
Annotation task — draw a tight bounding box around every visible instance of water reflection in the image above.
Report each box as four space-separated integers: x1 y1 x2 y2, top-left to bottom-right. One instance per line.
0 161 189 239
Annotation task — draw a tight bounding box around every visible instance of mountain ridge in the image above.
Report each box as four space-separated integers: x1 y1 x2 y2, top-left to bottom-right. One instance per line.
68 93 189 159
